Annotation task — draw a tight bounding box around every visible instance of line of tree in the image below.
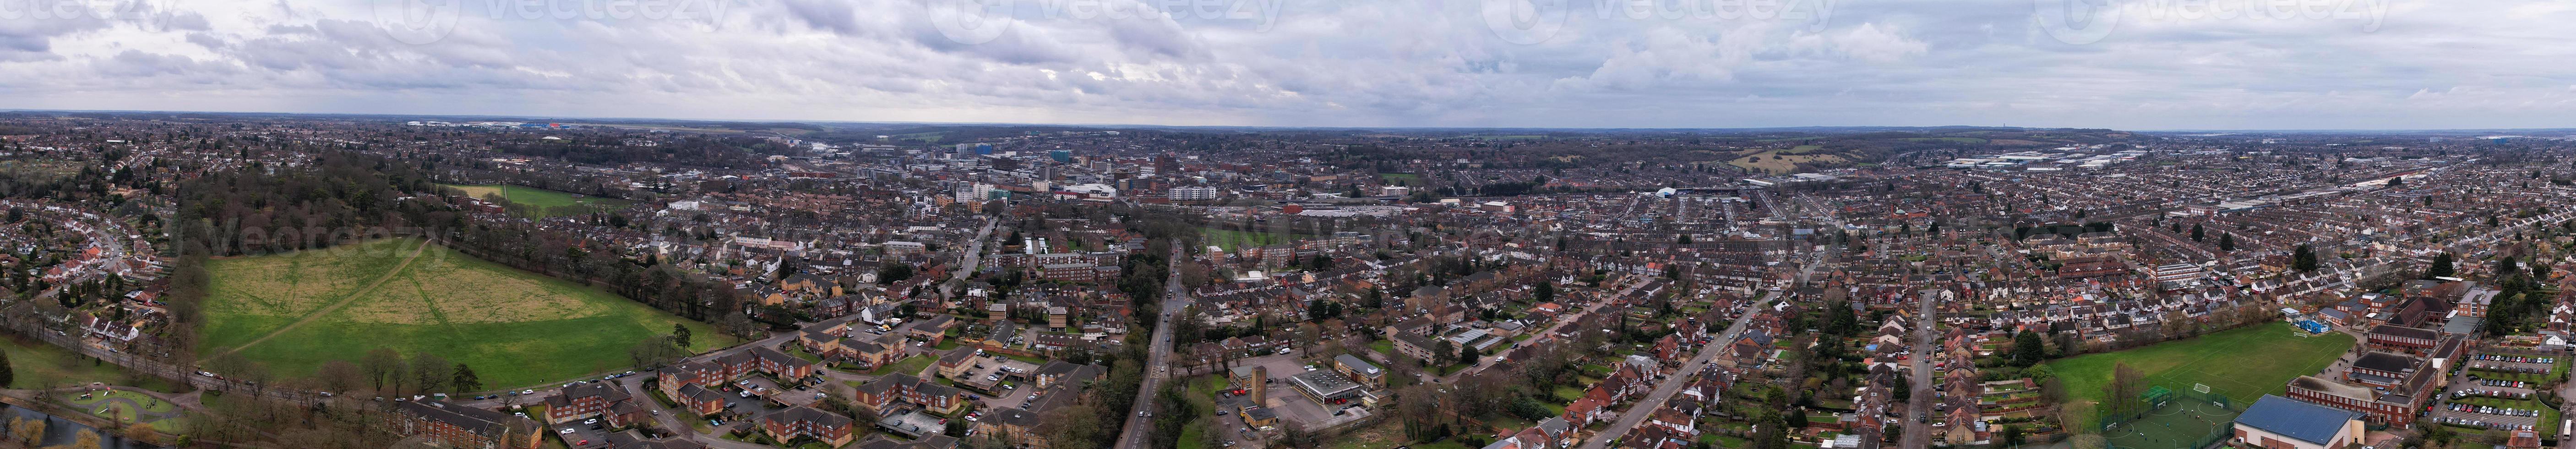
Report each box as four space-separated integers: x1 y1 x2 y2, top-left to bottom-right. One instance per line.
488 134 777 169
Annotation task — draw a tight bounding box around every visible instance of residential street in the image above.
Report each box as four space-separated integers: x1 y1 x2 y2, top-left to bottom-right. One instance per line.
1575 244 1829 449
1902 282 1936 449
1574 289 1779 449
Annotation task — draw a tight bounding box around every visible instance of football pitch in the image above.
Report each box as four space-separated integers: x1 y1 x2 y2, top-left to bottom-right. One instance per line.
2047 322 2354 430
443 184 631 218
2101 399 2240 449
199 238 733 390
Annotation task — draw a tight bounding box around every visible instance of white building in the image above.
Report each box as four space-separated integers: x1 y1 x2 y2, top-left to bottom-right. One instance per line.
1170 186 1220 201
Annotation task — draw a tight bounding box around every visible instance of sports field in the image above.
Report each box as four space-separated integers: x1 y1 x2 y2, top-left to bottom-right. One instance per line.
2048 322 2353 429
1201 227 1305 251
442 184 632 218
2100 397 2239 449
199 238 732 390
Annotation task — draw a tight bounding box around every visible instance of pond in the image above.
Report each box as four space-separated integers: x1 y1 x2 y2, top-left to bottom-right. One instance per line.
2 404 164 449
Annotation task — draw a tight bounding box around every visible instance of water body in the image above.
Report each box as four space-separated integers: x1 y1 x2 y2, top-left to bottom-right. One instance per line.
2 404 164 449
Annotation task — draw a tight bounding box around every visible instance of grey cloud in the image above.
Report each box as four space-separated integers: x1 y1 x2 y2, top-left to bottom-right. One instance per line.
0 0 2565 129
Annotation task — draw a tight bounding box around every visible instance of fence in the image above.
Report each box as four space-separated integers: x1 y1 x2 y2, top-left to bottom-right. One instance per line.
2098 387 2233 431
2099 388 2240 449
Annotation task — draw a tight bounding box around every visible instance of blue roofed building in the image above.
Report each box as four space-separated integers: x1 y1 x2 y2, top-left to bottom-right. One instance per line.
2234 395 2366 449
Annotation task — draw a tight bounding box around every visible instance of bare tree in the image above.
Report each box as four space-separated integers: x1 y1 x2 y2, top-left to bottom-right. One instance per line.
412 354 453 394
359 347 402 393
205 354 251 392
316 360 363 394
240 361 274 398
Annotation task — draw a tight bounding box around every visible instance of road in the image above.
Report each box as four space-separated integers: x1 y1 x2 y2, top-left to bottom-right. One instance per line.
1901 282 1937 449
1455 299 1612 380
1114 241 1192 449
941 217 1000 300
1443 281 1625 382
1575 288 1781 449
1576 252 1827 449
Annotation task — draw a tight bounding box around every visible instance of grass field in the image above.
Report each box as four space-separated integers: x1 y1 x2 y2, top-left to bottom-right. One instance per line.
1201 227 1305 251
1329 419 1474 449
2048 322 2353 429
1378 173 1426 186
0 335 131 389
0 159 82 181
2100 400 2237 449
65 389 177 425
1728 147 1849 174
200 238 734 390
442 184 632 218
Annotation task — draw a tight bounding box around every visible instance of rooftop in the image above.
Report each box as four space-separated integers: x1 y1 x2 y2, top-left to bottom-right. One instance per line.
2235 395 2362 445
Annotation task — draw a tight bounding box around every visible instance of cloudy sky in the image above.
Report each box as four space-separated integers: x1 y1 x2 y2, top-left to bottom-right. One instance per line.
0 0 2567 130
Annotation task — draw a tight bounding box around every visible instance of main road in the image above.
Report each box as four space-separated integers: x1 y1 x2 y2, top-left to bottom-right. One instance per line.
1114 241 1193 449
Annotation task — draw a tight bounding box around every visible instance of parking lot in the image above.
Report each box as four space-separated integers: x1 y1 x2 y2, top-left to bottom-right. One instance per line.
2464 353 2556 376
983 381 1039 409
771 376 834 407
957 356 1040 393
553 422 612 449
2436 365 2546 432
703 378 793 430
1223 351 1378 435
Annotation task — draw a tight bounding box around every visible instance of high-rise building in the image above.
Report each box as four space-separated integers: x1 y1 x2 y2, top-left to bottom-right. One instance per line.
1169 186 1219 201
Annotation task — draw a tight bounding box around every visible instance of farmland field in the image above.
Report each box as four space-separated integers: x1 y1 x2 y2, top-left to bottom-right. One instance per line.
2046 322 2353 428
200 238 733 390
441 184 632 218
